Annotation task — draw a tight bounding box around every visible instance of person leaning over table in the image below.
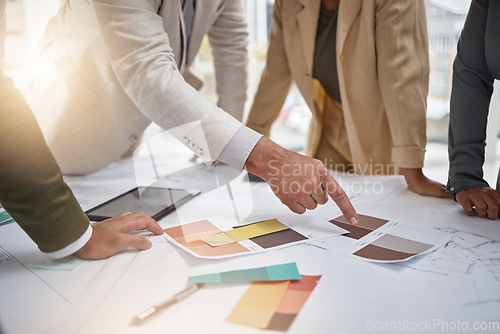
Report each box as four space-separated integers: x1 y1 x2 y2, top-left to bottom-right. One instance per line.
246 0 451 198
28 0 249 175
0 1 164 260
25 0 359 221
447 0 500 220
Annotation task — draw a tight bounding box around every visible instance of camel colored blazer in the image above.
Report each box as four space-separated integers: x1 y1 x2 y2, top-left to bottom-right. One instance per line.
28 0 248 174
247 0 429 174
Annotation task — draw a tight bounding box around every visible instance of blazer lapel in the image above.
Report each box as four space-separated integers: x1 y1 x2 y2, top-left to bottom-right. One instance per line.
296 0 320 76
337 0 362 54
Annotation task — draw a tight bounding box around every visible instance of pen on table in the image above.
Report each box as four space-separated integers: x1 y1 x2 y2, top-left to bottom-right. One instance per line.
132 283 203 325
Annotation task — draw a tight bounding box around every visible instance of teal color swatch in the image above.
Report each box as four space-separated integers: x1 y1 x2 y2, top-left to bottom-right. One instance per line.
188 263 301 284
30 255 84 271
267 262 302 281
0 211 13 226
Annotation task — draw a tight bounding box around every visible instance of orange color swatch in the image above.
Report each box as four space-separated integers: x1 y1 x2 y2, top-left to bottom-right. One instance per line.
226 275 322 331
164 220 249 257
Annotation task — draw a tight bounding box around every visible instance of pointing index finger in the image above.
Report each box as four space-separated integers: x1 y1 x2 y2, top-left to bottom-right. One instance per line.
323 173 358 224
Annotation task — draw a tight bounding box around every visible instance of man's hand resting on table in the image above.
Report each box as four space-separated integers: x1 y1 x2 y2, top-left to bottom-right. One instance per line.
245 137 359 225
74 212 164 260
403 168 452 199
455 187 500 220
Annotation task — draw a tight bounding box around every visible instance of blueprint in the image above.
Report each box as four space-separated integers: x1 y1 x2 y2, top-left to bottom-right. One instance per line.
396 228 500 306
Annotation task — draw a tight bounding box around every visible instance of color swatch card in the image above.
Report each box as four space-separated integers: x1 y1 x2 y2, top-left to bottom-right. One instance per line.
0 207 13 226
226 275 321 331
188 263 301 284
327 214 452 263
30 255 84 271
201 219 289 246
163 216 346 259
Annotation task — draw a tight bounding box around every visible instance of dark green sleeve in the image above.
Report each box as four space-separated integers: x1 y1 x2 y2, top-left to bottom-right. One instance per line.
447 0 494 194
0 72 89 253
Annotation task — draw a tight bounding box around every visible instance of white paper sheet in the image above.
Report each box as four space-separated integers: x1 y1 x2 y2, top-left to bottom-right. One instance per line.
162 211 347 259
316 213 452 263
1 139 499 334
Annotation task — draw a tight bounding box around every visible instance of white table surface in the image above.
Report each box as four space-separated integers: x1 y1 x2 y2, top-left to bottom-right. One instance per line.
1 133 499 334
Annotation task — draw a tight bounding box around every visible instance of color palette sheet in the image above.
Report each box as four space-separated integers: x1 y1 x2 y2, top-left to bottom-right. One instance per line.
226 275 321 331
188 263 301 284
327 214 452 263
163 217 346 259
202 219 289 246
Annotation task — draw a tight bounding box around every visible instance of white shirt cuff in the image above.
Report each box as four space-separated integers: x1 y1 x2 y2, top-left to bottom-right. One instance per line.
217 126 263 170
46 225 93 259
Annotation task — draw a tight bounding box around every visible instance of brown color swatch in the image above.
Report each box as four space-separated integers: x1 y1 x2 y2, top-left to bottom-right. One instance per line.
353 244 415 261
332 214 388 230
329 220 372 240
267 313 296 331
251 229 308 249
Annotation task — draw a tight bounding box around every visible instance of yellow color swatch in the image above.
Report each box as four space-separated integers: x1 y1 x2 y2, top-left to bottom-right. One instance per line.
226 219 288 241
202 219 289 247
226 281 290 328
201 232 236 247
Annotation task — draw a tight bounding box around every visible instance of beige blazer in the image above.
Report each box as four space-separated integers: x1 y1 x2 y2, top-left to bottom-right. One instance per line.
247 0 429 174
27 0 248 174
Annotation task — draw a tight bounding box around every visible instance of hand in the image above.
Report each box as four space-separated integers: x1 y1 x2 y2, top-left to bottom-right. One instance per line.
189 153 199 163
245 137 358 224
455 187 500 219
402 168 452 198
74 212 164 260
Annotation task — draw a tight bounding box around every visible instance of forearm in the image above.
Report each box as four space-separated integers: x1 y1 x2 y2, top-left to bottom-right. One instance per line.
209 0 249 121
246 67 292 137
447 0 493 193
244 137 287 179
375 0 428 168
246 0 292 136
402 168 451 198
91 0 242 163
0 74 89 253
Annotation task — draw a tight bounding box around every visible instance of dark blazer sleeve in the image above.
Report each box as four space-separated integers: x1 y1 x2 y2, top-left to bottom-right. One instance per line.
0 71 89 253
447 0 494 193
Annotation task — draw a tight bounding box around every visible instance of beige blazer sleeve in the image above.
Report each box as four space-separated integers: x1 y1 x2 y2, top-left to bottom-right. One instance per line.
90 0 242 162
245 0 293 137
207 0 249 122
375 0 428 168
